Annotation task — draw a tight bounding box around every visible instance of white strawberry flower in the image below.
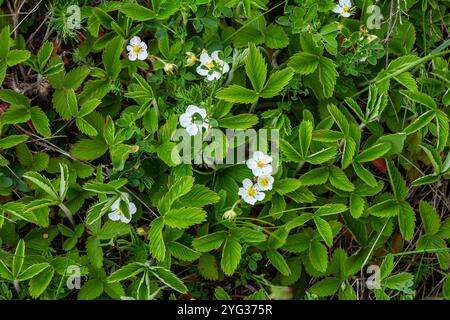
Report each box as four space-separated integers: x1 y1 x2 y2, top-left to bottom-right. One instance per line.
196 50 230 81
126 36 148 61
108 192 137 224
332 0 353 18
238 178 265 205
179 105 209 136
246 151 273 177
256 175 274 191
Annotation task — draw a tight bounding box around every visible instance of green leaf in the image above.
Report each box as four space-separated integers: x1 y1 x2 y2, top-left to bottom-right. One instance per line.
149 266 187 293
246 43 267 93
30 107 51 137
356 143 391 163
309 277 341 297
12 239 25 278
86 236 103 269
53 88 78 120
398 201 415 241
6 50 30 66
119 3 156 21
260 68 293 98
266 250 291 276
167 242 201 262
17 263 49 281
265 24 289 49
386 160 407 200
177 184 220 208
221 237 242 276
370 199 399 217
329 166 355 192
1 105 30 124
108 263 143 282
306 147 336 164
403 110 435 135
198 253 219 280
376 133 406 157
288 52 320 75
299 167 329 186
216 85 258 104
64 66 90 89
218 113 258 129
102 37 123 79
29 266 54 298
192 231 227 252
309 240 328 273
164 207 206 229
314 217 333 247
71 139 108 161
148 217 166 261
78 279 104 300
299 120 313 157
0 26 10 60
419 201 441 235
158 176 194 214
317 57 337 98
280 139 302 162
0 135 28 149
23 171 59 200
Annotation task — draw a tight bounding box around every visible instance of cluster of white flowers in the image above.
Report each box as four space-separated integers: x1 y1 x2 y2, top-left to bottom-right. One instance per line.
333 0 352 18
108 192 137 224
126 36 148 61
239 151 275 205
179 105 209 136
195 50 230 81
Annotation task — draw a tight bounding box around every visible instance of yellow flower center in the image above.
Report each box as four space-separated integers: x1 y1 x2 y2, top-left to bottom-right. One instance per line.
259 177 269 187
343 6 350 13
257 160 265 168
247 187 256 197
133 45 141 53
207 61 215 69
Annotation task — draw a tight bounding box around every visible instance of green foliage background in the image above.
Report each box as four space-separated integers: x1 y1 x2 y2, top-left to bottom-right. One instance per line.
0 0 449 300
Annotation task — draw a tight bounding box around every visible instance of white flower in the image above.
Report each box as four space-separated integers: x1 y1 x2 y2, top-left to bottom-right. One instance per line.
256 175 274 191
359 57 367 63
332 0 352 18
246 151 273 177
238 179 265 205
196 50 230 81
126 36 148 61
108 192 137 224
179 105 209 136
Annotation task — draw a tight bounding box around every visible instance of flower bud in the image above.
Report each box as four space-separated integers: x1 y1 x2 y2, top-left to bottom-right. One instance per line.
136 227 146 236
164 63 177 74
186 52 198 66
223 209 237 220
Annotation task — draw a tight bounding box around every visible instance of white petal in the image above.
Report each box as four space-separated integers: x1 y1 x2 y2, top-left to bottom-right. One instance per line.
186 105 200 115
263 155 273 164
238 187 246 197
130 36 141 46
255 192 265 201
220 62 230 73
129 202 137 215
199 52 212 64
196 66 209 76
196 108 207 119
242 195 256 205
211 50 220 60
252 151 265 161
206 72 219 81
246 159 258 169
139 42 148 50
108 210 120 221
186 125 199 136
128 52 137 61
341 12 351 17
332 5 343 14
120 215 131 224
137 51 148 61
111 198 121 211
126 45 133 52
179 113 192 127
242 178 253 188
251 167 263 177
